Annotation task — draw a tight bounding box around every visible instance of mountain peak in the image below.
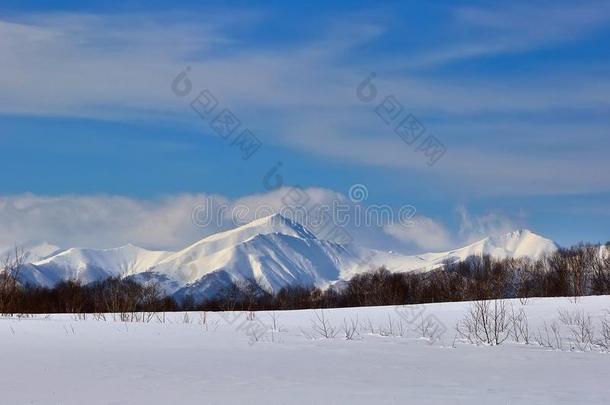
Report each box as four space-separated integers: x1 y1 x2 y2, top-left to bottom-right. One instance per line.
491 228 552 242
194 213 316 247
153 213 319 276
241 213 292 229
480 228 557 259
247 213 316 238
505 228 537 238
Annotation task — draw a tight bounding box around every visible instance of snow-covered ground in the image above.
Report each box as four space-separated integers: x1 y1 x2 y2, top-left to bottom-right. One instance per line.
2 296 610 404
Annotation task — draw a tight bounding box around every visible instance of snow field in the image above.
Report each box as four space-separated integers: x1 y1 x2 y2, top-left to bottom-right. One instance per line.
1 296 610 404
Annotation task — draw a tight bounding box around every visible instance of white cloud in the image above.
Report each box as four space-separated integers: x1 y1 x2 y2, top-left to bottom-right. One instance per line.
384 206 527 251
384 217 454 251
0 193 217 250
0 189 534 256
456 206 525 244
0 189 361 251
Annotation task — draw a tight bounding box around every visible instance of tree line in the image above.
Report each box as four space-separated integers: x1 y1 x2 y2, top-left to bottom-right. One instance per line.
1 242 609 314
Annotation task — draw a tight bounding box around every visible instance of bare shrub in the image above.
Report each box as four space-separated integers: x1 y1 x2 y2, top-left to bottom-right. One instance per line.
183 312 192 324
310 310 338 339
571 314 594 351
397 319 407 337
343 317 360 340
199 312 207 327
267 312 286 333
595 316 610 352
417 314 438 341
457 300 510 345
92 313 107 322
155 312 166 323
558 308 578 325
198 312 216 332
558 309 595 351
380 315 395 337
510 306 531 344
536 321 563 350
73 313 87 321
364 318 377 335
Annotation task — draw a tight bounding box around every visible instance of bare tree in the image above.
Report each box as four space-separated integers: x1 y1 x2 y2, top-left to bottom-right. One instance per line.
0 248 25 315
592 249 610 295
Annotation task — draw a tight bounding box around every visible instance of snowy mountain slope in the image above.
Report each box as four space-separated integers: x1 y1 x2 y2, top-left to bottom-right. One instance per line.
0 242 61 263
150 214 360 298
13 214 560 300
21 245 173 287
149 214 319 280
170 234 360 301
418 228 557 267
361 228 558 275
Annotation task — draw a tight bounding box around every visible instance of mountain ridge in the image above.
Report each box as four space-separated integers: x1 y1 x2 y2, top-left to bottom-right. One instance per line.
6 214 559 300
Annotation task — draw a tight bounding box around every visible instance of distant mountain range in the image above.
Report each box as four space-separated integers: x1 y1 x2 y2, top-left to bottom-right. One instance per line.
7 214 558 302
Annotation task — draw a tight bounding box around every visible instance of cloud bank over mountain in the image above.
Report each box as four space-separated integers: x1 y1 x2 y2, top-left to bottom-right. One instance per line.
0 191 522 254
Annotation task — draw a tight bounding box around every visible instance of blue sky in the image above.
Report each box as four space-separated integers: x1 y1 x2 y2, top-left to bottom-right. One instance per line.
1 0 609 251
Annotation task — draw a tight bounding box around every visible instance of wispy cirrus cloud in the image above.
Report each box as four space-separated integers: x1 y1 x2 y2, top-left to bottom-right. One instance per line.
384 217 454 251
1 3 609 198
409 1 610 67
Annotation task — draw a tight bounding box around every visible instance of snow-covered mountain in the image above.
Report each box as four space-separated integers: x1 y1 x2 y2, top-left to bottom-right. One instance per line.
0 242 61 264
11 214 559 300
337 229 557 281
20 245 172 288
404 229 558 268
143 214 360 301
